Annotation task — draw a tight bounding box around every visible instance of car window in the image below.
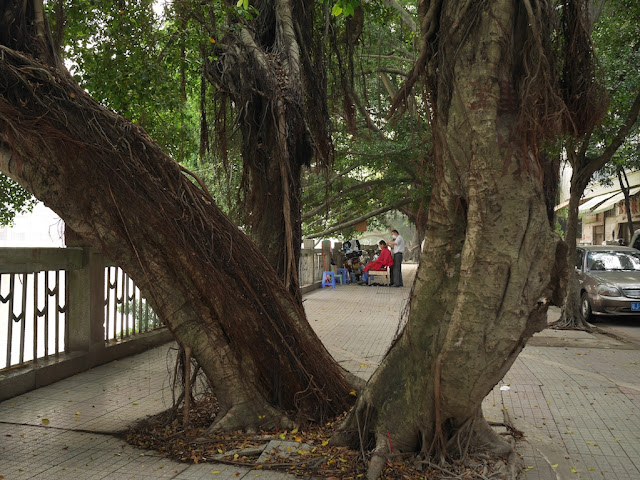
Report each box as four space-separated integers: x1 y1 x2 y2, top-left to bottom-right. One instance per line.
576 250 584 270
586 251 640 271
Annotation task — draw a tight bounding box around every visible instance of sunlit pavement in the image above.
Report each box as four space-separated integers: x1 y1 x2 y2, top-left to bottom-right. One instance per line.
2 263 640 479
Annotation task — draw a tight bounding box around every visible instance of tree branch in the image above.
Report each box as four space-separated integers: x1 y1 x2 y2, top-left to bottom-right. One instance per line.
388 0 442 117
359 53 414 63
304 163 361 193
302 177 411 220
382 0 418 33
305 199 412 238
582 90 640 180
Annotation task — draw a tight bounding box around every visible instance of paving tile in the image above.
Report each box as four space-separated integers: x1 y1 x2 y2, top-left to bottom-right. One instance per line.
3 264 640 479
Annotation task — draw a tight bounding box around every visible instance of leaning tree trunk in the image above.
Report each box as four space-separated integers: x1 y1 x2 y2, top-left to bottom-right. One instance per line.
335 1 568 478
0 2 352 431
205 0 332 302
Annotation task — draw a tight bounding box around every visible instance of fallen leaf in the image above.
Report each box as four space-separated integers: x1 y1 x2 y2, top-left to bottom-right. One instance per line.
551 464 559 469
212 471 220 475
291 428 298 434
570 467 578 473
41 419 50 424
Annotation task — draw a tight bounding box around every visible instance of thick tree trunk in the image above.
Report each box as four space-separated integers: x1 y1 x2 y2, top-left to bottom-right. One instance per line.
336 2 566 477
205 0 331 302
0 9 352 430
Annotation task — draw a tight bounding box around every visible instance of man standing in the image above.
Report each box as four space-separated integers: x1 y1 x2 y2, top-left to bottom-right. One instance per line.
389 229 405 287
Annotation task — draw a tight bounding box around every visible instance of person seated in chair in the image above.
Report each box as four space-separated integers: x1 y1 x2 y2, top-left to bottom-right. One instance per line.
358 240 393 285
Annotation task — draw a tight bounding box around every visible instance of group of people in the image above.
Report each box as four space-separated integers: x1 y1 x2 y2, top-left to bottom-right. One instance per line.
357 229 405 287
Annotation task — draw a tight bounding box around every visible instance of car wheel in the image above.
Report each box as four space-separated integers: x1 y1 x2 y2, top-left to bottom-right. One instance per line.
581 292 592 322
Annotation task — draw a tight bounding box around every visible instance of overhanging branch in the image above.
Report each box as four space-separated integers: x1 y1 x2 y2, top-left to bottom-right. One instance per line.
582 90 640 180
302 177 411 220
305 198 412 238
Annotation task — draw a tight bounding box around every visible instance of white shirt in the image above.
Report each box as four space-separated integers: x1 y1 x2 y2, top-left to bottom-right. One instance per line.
392 234 405 254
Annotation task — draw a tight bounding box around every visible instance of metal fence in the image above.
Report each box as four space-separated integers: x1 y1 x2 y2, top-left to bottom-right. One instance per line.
0 248 161 373
2 244 325 374
104 265 161 342
0 270 67 370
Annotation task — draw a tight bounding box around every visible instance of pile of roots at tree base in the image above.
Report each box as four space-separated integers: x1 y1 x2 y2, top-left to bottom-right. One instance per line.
122 393 518 479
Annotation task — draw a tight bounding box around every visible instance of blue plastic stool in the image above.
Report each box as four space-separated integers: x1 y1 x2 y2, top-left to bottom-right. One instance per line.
336 268 349 284
321 271 336 289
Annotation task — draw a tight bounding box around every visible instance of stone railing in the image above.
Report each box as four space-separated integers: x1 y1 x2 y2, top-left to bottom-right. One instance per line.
0 241 337 401
0 247 172 401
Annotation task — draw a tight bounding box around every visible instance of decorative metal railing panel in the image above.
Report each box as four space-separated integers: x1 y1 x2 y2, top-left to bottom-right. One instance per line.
1 244 323 374
104 266 161 342
0 270 67 370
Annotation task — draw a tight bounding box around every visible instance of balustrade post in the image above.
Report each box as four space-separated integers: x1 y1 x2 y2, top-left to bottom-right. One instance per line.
321 240 331 272
302 239 314 286
66 228 105 353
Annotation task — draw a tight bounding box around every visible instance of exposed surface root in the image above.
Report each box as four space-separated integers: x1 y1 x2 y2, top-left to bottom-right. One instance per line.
124 396 525 479
206 403 295 434
367 432 390 480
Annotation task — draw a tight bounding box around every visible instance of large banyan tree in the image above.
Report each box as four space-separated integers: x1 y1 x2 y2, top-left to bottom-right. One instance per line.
0 0 352 431
334 0 603 478
1 0 606 478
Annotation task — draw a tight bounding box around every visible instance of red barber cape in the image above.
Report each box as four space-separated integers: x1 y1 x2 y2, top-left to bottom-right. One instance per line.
363 247 394 272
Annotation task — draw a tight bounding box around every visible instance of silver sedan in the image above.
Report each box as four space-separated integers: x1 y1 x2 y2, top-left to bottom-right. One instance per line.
576 245 640 322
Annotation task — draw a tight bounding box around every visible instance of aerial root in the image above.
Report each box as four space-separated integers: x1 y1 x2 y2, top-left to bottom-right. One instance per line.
470 417 522 480
366 432 389 480
206 403 294 434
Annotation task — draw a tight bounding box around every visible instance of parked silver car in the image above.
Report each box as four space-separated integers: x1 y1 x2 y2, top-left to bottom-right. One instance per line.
576 245 640 321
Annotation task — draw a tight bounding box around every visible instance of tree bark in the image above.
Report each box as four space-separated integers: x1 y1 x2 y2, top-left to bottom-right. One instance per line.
618 168 634 240
555 152 591 330
204 0 332 302
335 2 566 477
0 5 352 430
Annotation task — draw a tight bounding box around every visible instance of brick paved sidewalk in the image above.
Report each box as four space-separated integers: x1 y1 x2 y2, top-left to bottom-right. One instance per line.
482 318 640 480
2 264 640 479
